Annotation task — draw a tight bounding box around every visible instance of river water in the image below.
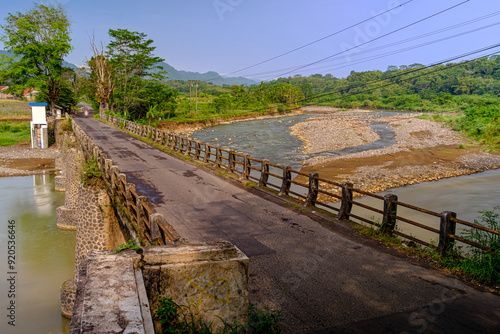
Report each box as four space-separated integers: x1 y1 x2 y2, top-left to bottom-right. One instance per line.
190 111 403 170
191 112 500 242
0 174 74 334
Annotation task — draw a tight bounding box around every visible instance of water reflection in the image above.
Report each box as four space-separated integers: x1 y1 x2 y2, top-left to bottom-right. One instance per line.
0 175 75 334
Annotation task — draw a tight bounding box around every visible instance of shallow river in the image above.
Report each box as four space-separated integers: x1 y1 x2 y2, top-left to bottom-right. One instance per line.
0 174 75 334
191 113 500 242
190 111 400 170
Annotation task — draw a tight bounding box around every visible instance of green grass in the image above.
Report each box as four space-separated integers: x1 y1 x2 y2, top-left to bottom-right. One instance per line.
80 155 104 188
0 121 31 146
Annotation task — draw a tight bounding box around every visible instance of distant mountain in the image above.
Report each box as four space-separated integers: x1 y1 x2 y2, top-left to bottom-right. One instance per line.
157 62 257 86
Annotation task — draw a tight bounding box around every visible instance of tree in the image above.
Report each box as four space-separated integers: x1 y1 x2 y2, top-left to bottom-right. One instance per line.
107 29 165 116
0 3 72 112
88 36 115 112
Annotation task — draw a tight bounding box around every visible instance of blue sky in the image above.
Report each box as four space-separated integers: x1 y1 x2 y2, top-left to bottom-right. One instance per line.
1 0 500 80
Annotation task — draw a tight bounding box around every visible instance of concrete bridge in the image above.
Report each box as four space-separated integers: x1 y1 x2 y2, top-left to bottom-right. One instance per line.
57 110 500 333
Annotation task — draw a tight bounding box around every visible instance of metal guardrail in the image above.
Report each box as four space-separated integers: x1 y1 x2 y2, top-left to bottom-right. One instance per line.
98 112 498 256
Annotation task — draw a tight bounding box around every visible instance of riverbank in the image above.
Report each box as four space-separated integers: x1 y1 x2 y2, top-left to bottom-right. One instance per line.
294 111 500 195
0 145 58 177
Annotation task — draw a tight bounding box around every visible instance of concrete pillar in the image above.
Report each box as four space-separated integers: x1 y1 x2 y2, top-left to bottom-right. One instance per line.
56 148 83 230
61 185 125 319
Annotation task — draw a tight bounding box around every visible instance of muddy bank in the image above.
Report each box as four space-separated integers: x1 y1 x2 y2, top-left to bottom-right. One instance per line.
294 111 500 196
0 145 58 177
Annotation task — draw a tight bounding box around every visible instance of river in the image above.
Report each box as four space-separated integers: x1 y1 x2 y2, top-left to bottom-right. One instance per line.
0 174 74 334
190 111 402 170
191 112 500 242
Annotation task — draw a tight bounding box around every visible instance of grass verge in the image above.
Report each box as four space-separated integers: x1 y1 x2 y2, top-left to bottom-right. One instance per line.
0 121 31 146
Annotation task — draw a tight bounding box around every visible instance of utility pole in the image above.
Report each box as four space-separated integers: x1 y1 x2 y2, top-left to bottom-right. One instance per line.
195 81 199 114
188 80 199 114
188 80 193 112
188 80 200 113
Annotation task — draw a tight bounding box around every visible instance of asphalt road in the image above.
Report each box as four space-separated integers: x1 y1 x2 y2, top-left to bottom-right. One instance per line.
73 111 500 333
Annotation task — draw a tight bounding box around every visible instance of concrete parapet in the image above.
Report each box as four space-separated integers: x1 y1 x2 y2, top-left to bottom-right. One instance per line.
143 242 249 332
70 250 153 334
69 242 249 334
56 206 77 230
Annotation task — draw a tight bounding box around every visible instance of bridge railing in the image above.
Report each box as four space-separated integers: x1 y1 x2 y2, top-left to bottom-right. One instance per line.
73 120 181 246
98 112 499 256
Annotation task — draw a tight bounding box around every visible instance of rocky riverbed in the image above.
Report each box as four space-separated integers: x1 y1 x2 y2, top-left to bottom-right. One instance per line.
294 110 500 197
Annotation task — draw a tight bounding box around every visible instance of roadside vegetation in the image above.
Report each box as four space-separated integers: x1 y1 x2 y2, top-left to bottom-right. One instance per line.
358 209 500 286
154 297 283 334
80 155 104 189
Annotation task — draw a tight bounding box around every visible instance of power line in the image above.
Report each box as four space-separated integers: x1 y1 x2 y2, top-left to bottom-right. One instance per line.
240 10 500 79
224 0 414 77
239 42 500 116
267 0 471 80
201 0 415 84
304 20 500 75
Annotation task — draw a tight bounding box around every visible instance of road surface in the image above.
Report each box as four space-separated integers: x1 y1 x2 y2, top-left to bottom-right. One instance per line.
73 110 500 333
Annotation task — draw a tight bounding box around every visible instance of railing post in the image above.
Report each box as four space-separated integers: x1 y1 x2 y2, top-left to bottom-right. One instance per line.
195 141 201 160
242 154 251 180
259 159 269 187
214 147 222 168
125 183 136 222
104 159 113 184
136 196 148 239
381 194 398 231
149 213 163 244
184 139 190 156
166 134 172 149
304 173 319 207
437 211 457 255
338 182 353 220
279 165 291 196
110 166 119 195
204 145 211 163
173 136 180 152
228 150 235 172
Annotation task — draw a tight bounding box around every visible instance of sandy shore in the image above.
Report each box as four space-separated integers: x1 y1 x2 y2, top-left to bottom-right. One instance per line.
295 111 500 196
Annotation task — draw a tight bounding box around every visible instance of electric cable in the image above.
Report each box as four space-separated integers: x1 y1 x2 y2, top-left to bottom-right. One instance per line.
266 0 471 80
239 10 500 79
200 0 415 83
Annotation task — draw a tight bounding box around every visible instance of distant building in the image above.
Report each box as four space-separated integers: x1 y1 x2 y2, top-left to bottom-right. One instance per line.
22 87 39 101
0 86 13 99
